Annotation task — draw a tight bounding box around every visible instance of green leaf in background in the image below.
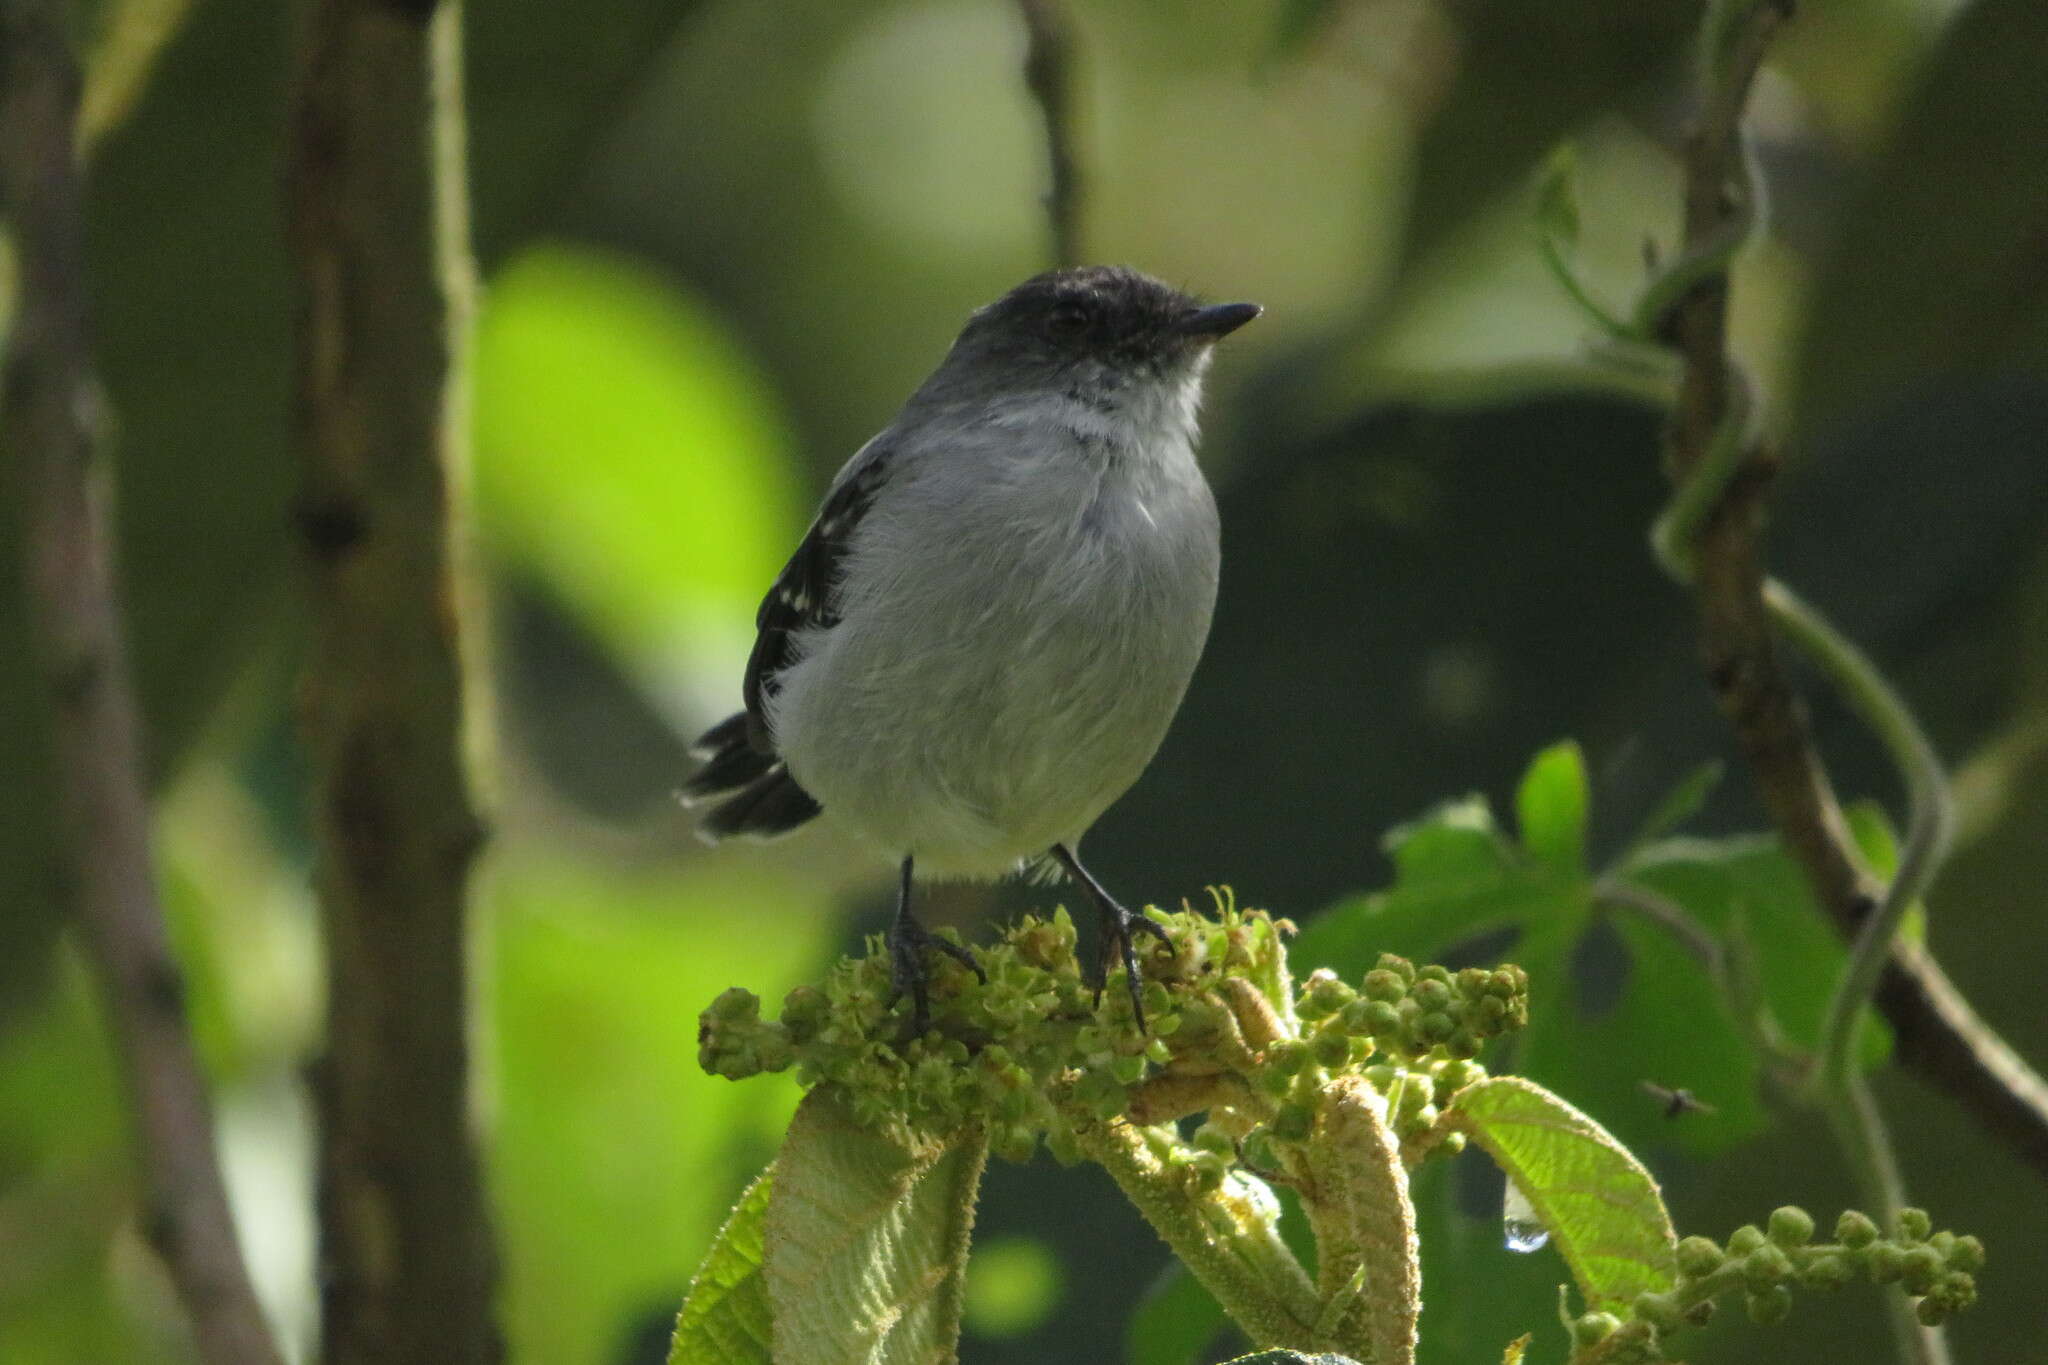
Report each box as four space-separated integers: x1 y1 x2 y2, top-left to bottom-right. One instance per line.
962 1234 1062 1340
1444 1077 1677 1309
1295 745 1884 1165
764 1088 989 1365
1624 759 1724 853
1791 0 2048 443
669 1171 775 1365
491 856 834 1365
473 244 800 704
1515 740 1589 878
1127 1262 1231 1365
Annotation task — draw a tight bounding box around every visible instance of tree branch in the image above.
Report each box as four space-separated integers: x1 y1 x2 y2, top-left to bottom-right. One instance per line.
1658 0 2048 1183
286 0 498 1359
0 3 281 1362
1015 0 1082 268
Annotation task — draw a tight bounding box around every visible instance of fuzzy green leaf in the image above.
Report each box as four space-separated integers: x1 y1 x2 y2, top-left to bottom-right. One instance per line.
669 1173 775 1365
764 1087 989 1365
1445 1076 1677 1309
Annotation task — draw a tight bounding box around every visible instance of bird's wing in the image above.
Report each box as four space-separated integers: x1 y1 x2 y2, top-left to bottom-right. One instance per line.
741 434 894 751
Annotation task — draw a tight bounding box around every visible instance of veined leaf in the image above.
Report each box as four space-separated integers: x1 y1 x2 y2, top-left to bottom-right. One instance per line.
670 1172 775 1365
765 1088 989 1365
1444 1077 1676 1309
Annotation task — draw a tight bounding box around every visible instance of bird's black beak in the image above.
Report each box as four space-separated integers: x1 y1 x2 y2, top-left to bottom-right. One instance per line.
1178 301 1262 340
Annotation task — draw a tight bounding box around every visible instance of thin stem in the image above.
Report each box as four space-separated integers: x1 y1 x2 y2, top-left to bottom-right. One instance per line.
1080 1120 1324 1351
1824 1074 1952 1365
0 3 281 1360
1765 581 1956 1096
1015 0 1082 267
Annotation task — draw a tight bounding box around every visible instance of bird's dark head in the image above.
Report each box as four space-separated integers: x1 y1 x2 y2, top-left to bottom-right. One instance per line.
941 266 1260 400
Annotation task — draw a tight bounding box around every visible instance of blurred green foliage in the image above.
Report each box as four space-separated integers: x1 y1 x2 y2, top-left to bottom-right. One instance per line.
3 0 2046 1361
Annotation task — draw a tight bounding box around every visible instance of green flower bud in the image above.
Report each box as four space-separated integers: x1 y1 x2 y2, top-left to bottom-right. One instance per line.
1435 1059 1485 1093
1414 979 1454 1012
1266 1040 1310 1076
1110 1053 1147 1084
1363 1001 1402 1036
1271 1103 1314 1142
1675 1236 1726 1279
1375 953 1417 985
1895 1207 1932 1243
1457 966 1490 993
1442 1031 1481 1060
1631 1291 1684 1332
1947 1234 1986 1273
1835 1209 1880 1248
1363 969 1407 1003
1868 1242 1906 1284
1768 1205 1815 1247
1303 970 1351 1017
1684 1299 1717 1327
993 1125 1037 1164
1311 1028 1353 1069
1742 1244 1793 1290
1417 964 1453 986
1438 1130 1468 1156
1744 1285 1793 1325
1419 1011 1456 1043
1727 1224 1767 1257
1192 1123 1235 1156
1900 1245 1943 1296
1800 1253 1853 1291
1915 1296 1950 1328
1363 1064 1398 1091
1407 1103 1440 1134
1571 1312 1621 1347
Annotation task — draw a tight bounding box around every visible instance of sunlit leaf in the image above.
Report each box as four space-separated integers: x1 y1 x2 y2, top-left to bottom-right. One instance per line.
491 857 832 1365
1515 740 1588 877
669 1171 775 1365
1218 1353 1363 1365
1444 1077 1677 1309
473 245 800 705
765 1088 989 1365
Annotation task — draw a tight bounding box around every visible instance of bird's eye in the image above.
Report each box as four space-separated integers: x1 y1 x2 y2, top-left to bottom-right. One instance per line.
1047 303 1090 337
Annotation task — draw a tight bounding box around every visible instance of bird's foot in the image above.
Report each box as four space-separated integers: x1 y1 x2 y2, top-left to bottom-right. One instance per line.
885 914 985 1036
1090 899 1173 1031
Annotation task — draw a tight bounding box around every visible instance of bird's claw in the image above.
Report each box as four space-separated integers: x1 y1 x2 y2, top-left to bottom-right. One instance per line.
885 915 985 1036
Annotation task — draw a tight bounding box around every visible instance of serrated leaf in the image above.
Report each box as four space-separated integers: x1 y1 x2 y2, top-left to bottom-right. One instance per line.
1445 1077 1676 1309
670 1172 775 1365
765 1088 988 1365
1515 741 1589 877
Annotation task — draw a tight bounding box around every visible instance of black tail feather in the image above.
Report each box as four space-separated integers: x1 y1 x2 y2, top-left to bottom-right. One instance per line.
686 711 822 842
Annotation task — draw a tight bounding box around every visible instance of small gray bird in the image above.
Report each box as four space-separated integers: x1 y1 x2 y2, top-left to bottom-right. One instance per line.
684 265 1258 1031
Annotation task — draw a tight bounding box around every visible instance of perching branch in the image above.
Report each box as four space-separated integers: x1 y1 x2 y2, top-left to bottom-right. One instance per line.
285 0 498 1360
0 4 281 1363
1015 0 1082 267
1652 0 2048 1183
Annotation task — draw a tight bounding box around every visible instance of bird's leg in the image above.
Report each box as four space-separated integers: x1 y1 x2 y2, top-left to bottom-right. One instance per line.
884 854 984 1035
1051 843 1171 1030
